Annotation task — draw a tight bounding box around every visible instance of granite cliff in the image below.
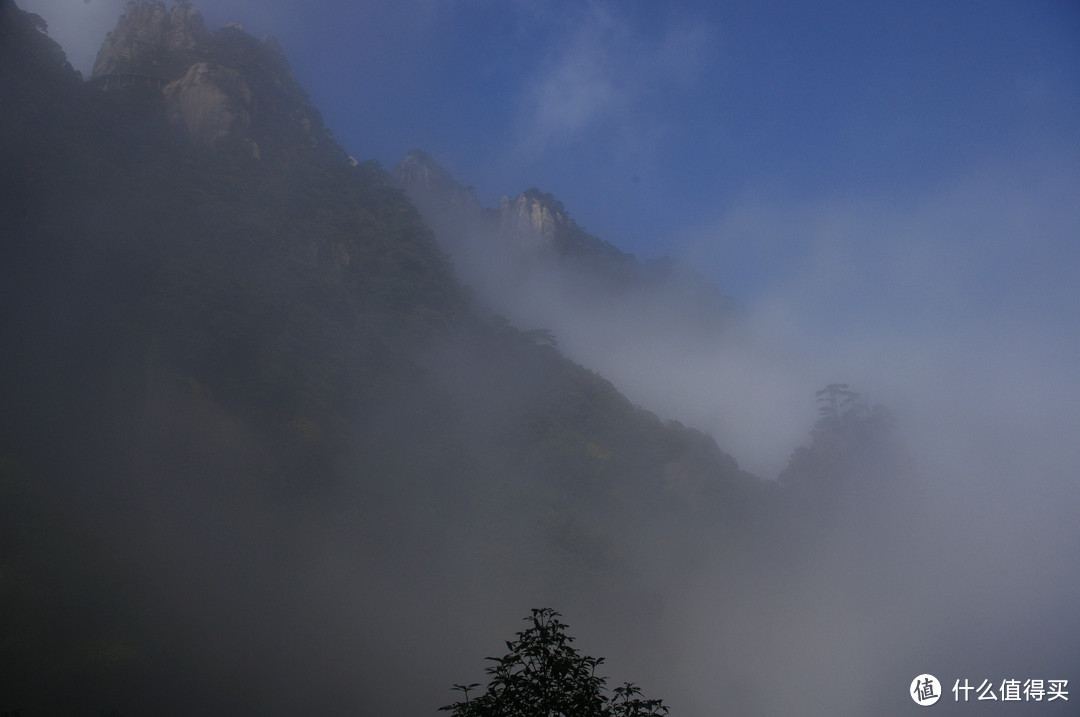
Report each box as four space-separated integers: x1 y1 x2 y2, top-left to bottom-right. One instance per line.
393 150 633 262
392 149 736 332
92 0 209 78
163 61 256 155
90 0 333 160
499 189 571 249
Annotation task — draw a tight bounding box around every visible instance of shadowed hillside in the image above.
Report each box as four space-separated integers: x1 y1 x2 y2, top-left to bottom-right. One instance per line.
1 3 768 714
6 3 1072 717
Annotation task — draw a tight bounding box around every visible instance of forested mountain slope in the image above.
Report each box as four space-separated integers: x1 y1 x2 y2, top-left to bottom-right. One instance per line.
0 3 798 714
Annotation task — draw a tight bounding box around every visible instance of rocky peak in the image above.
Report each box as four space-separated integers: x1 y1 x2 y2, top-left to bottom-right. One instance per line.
88 1 335 160
394 150 455 192
92 0 209 79
498 188 571 247
393 150 483 215
394 150 604 256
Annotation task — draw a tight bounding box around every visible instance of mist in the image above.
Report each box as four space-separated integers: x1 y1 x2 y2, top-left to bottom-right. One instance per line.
398 129 1080 715
4 2 1079 716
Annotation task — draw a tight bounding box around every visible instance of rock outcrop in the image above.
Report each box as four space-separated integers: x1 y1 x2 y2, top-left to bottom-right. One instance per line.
393 151 625 262
393 151 580 252
392 149 738 338
498 189 569 248
92 1 236 149
165 3 210 64
88 1 335 158
92 1 209 79
163 62 257 156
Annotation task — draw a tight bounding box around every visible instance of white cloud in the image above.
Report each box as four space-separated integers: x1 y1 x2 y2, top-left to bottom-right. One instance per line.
678 146 1080 470
483 140 1080 479
514 3 712 156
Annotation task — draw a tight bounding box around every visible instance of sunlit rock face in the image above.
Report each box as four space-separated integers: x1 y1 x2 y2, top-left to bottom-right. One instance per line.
92 0 209 79
498 189 569 248
163 62 258 156
89 1 325 157
395 151 577 251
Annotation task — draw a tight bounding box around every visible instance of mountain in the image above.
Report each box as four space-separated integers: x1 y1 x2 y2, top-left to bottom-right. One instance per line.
394 150 749 467
91 0 210 78
392 149 738 344
394 148 736 304
0 3 765 714
88 0 341 162
0 3 918 716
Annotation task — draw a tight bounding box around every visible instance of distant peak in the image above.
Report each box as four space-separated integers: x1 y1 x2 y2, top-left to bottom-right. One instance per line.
498 190 571 246
393 149 457 189
392 150 482 215
517 188 568 216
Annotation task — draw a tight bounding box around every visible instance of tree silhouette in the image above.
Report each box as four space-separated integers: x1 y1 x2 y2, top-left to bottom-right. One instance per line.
440 608 668 717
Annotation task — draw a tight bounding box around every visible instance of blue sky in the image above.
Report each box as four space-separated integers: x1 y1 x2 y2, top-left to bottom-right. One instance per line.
15 6 1080 704
20 0 1080 476
25 0 1079 300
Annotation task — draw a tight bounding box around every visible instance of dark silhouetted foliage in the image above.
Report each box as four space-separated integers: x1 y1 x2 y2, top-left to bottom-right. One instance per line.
441 608 668 717
815 383 862 419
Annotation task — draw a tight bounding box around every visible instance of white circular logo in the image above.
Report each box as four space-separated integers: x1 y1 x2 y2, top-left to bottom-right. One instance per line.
911 674 941 706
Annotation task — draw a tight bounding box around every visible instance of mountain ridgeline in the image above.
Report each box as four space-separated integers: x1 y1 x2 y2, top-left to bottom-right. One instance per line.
1 2 915 715
393 149 739 355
